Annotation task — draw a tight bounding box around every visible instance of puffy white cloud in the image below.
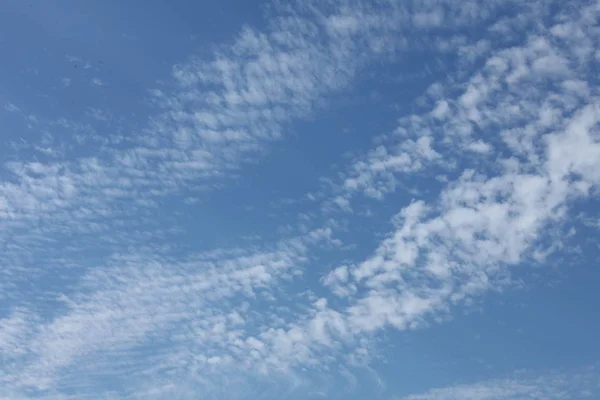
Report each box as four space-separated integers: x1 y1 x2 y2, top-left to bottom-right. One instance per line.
320 0 600 344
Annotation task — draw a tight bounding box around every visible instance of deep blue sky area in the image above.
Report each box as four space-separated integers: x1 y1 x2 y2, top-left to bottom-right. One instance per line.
1 1 600 399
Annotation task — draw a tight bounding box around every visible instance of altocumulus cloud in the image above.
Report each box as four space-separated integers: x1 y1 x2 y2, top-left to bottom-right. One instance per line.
1 0 600 399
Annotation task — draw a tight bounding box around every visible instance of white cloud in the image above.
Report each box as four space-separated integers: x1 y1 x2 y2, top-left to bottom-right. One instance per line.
325 2 600 344
342 136 442 199
467 140 493 153
399 368 600 400
66 55 92 69
1 0 600 398
4 103 21 113
0 229 335 394
264 0 600 375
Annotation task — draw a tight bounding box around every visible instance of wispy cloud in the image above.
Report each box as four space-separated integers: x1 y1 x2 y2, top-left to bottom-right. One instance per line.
1 229 335 395
1 0 599 398
400 367 600 400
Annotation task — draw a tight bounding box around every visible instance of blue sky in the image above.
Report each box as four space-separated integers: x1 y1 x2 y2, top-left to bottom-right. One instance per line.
1 0 600 399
